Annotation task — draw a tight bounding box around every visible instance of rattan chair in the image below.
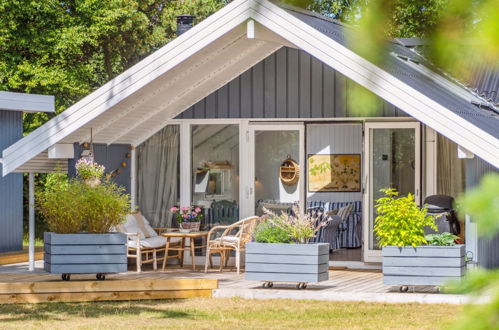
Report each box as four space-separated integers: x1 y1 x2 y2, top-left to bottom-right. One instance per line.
204 216 262 274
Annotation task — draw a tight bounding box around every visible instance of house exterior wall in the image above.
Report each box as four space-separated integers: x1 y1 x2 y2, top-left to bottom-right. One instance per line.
466 156 499 268
176 47 407 119
306 123 363 203
0 110 23 252
69 144 131 194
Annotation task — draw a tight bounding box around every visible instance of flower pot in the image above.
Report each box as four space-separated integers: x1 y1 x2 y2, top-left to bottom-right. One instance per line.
179 221 201 233
44 232 127 276
245 242 329 283
382 245 466 286
84 177 101 187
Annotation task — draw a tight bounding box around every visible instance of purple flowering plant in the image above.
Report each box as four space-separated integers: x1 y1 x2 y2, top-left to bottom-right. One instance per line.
170 206 203 224
75 158 105 181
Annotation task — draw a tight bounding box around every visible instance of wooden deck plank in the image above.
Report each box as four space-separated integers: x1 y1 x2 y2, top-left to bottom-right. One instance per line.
0 278 218 294
0 289 213 304
0 248 44 266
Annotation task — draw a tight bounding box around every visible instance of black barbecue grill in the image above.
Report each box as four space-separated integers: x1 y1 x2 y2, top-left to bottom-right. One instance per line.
423 195 461 235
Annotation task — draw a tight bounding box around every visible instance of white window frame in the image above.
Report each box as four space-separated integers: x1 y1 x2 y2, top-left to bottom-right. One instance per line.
363 121 421 263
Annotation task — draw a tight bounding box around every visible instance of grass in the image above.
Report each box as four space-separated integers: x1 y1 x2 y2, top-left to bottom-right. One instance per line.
0 297 460 329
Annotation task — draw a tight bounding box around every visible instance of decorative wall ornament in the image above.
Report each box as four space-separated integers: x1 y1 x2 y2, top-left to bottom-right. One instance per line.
279 156 300 185
308 154 361 192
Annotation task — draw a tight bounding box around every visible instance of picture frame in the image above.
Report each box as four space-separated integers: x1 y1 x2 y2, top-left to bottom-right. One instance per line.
308 154 361 192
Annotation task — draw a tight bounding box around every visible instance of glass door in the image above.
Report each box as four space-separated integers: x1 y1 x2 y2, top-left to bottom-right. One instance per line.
242 124 304 217
363 122 421 262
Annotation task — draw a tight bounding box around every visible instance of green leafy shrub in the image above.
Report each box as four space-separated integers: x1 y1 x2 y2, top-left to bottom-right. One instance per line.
374 188 437 247
37 172 130 233
257 206 323 244
425 232 459 246
254 221 292 243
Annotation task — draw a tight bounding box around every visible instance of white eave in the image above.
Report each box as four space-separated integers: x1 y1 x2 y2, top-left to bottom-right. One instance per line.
2 0 498 175
0 91 55 113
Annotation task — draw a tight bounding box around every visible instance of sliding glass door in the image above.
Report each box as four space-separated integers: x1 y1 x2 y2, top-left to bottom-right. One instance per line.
363 122 421 262
239 124 305 218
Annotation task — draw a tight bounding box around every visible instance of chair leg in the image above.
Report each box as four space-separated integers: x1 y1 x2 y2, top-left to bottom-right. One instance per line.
219 251 224 272
204 247 210 273
235 249 240 275
225 250 230 267
137 249 142 273
153 250 157 271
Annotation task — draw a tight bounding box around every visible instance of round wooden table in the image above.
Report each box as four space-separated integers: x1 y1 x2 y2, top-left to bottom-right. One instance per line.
161 231 209 271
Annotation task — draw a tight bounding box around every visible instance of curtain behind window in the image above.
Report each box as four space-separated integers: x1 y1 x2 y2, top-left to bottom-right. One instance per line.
437 133 466 198
137 125 179 228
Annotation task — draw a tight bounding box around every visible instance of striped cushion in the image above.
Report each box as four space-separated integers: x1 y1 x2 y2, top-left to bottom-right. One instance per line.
336 203 354 221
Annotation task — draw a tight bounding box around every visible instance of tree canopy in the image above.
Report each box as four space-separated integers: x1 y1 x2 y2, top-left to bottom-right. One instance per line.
0 0 224 133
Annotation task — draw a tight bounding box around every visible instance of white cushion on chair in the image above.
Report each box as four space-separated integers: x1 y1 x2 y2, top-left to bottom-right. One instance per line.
124 214 146 239
216 236 240 243
127 236 182 249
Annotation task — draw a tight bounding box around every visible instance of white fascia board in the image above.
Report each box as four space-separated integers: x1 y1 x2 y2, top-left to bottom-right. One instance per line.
250 0 499 168
1 0 252 176
0 91 55 113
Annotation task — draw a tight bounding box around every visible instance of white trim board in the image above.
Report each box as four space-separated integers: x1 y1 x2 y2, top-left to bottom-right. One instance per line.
2 0 498 175
0 91 54 113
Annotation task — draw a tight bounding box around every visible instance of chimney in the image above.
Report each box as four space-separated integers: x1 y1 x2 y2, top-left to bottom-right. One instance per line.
176 15 195 36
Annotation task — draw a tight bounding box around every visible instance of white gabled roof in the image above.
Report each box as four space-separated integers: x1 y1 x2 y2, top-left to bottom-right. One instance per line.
2 0 498 175
0 91 54 113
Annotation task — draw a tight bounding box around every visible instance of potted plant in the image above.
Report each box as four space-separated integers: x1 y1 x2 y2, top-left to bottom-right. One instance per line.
170 206 203 232
245 206 328 289
375 189 466 289
75 158 105 187
38 160 130 281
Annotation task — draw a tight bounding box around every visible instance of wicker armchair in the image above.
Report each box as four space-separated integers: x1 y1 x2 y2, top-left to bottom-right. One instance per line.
204 216 261 274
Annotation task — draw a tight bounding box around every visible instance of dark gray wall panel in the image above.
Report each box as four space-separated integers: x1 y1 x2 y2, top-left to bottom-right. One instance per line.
466 157 499 269
69 144 131 194
0 110 23 252
176 47 407 119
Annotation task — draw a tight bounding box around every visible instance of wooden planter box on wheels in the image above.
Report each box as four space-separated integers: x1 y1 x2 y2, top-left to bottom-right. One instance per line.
382 245 466 290
44 232 127 281
245 242 329 289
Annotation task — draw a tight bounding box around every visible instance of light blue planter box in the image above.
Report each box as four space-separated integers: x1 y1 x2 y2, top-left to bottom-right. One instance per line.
44 232 127 274
382 245 466 286
245 242 329 283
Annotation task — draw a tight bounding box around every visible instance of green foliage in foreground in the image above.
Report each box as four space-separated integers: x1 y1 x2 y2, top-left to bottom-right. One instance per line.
374 188 437 247
425 232 459 246
37 172 130 233
254 221 293 243
449 172 499 329
0 297 459 329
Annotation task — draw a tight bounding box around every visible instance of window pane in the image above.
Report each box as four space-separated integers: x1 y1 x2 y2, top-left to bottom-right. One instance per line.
192 124 239 229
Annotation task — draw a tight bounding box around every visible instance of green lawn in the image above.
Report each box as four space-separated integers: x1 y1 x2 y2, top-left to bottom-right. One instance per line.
0 297 460 329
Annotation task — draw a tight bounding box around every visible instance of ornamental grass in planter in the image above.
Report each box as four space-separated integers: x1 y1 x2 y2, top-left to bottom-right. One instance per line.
375 189 466 287
37 160 130 280
245 206 329 288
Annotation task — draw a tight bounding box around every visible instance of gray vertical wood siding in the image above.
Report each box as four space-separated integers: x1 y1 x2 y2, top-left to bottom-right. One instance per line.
69 144 131 194
176 48 406 119
466 157 499 269
0 110 23 252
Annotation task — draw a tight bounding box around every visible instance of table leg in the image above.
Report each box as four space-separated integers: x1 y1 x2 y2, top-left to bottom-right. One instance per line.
162 238 171 271
180 238 185 268
190 238 196 271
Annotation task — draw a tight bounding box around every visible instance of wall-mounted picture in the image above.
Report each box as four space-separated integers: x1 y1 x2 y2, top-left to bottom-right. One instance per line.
308 154 361 192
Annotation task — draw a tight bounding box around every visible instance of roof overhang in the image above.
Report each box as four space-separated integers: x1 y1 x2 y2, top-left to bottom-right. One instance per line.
0 91 55 113
2 0 498 175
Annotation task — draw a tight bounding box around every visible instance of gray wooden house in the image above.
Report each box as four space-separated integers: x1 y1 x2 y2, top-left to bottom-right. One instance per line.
0 91 54 252
1 0 498 269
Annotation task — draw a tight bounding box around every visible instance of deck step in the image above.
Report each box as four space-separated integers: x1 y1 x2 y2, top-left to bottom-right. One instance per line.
0 278 218 304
